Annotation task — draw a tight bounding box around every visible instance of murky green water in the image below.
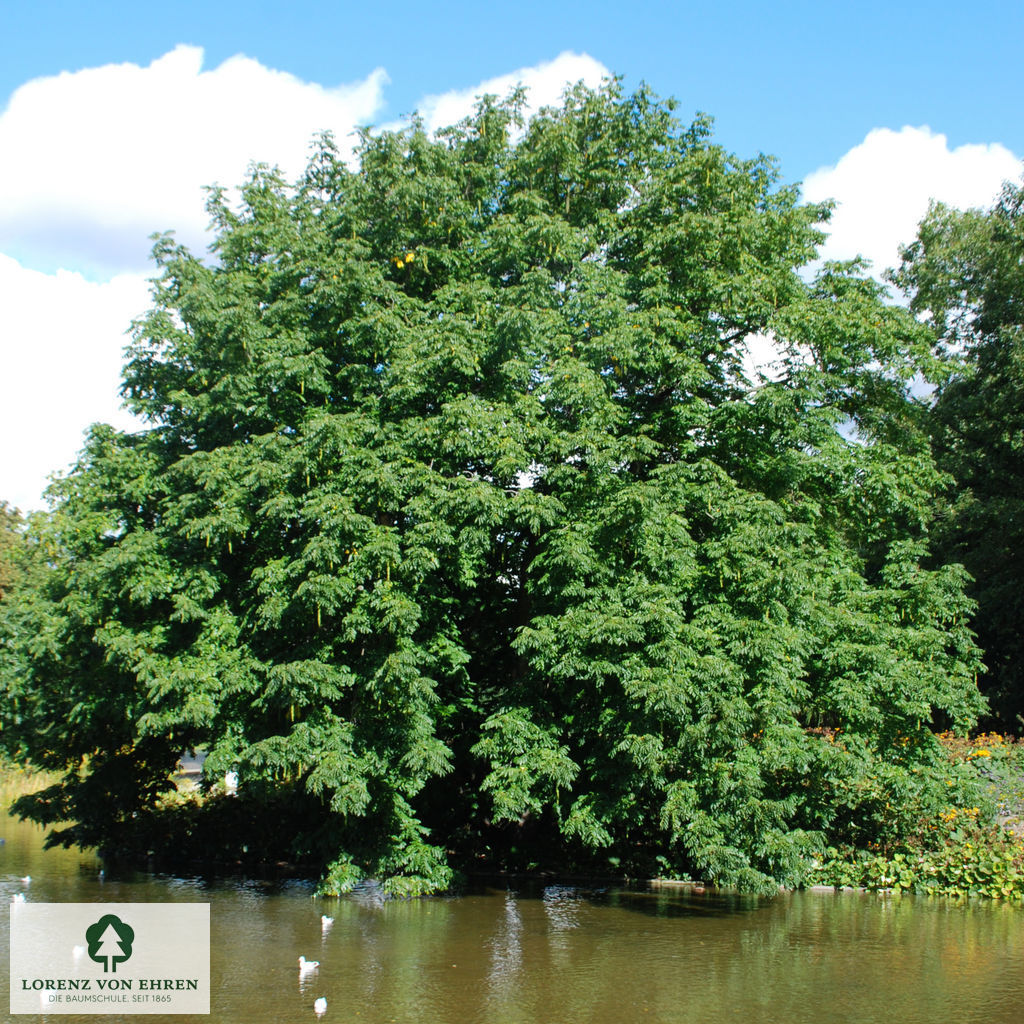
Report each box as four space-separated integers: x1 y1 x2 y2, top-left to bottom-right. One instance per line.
3 808 1024 1023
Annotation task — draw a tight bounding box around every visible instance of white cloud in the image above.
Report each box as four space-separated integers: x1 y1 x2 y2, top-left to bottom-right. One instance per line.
803 126 1022 279
741 332 787 385
0 46 388 275
0 255 150 513
414 52 610 135
0 48 615 512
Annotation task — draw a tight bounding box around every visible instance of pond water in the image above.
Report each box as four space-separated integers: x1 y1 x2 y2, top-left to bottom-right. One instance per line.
3 808 1024 1023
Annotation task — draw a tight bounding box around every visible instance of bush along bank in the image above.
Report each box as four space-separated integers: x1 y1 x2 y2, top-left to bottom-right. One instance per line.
810 733 1024 900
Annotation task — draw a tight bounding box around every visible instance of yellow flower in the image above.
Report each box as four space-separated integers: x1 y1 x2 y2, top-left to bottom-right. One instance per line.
405 251 415 262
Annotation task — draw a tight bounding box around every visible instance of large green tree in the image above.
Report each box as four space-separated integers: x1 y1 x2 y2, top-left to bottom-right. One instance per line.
1 83 984 894
891 179 1024 727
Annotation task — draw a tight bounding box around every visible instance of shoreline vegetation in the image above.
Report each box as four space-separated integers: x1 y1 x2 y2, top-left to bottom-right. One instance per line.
808 732 1024 900
6 729 1024 902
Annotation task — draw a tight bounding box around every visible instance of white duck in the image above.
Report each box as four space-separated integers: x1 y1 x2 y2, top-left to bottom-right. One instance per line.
314 997 327 1016
298 956 320 974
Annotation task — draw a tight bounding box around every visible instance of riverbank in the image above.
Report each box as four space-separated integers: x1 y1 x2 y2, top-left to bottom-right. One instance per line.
5 730 1024 901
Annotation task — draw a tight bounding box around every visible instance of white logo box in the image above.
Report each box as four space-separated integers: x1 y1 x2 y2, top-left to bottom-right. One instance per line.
10 903 209 1015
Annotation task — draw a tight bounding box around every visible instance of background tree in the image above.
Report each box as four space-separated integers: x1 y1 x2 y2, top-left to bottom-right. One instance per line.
0 502 24 602
0 82 985 894
0 502 45 761
891 179 1024 727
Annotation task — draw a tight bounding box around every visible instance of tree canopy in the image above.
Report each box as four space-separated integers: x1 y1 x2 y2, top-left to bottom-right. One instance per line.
892 179 1024 727
0 82 986 895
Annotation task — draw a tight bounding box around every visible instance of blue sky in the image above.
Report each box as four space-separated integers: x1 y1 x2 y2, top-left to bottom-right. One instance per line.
5 0 1022 182
2 0 1023 511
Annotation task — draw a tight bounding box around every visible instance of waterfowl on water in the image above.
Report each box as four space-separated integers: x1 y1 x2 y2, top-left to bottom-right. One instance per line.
298 956 320 973
314 997 327 1016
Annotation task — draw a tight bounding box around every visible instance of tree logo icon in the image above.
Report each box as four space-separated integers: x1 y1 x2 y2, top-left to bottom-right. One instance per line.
85 914 135 973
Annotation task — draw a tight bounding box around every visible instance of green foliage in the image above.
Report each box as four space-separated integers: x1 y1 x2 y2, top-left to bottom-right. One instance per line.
0 503 57 761
892 180 1024 726
814 734 1024 899
0 82 986 895
0 501 25 602
815 834 1024 900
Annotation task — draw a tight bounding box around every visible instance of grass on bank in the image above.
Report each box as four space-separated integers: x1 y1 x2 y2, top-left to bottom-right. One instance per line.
0 759 60 804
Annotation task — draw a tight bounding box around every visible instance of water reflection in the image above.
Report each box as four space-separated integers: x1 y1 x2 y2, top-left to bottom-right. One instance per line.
484 892 523 1017
543 883 583 969
2 808 1024 1023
